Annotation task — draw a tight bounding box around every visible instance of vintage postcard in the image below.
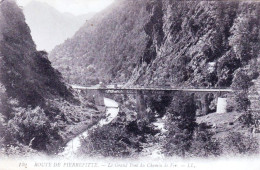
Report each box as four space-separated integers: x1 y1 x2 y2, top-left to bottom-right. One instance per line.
0 0 260 169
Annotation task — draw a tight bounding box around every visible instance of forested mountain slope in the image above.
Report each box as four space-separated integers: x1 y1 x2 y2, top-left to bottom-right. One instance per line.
0 0 100 155
50 0 260 88
0 0 73 109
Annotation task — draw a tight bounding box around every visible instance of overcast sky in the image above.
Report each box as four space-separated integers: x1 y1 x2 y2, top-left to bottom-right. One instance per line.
17 0 115 15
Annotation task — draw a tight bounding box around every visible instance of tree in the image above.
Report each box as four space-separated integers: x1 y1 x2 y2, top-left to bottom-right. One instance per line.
189 123 221 157
229 13 259 64
231 69 253 112
163 92 197 157
232 69 253 91
79 123 139 158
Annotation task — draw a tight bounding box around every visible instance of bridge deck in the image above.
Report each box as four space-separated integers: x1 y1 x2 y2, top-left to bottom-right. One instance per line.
71 85 233 93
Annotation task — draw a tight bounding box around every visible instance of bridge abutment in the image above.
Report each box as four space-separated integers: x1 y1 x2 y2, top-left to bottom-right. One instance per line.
216 92 227 113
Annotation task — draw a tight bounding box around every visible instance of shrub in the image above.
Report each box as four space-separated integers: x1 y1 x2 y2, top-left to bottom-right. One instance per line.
1 143 38 157
7 107 62 153
237 113 255 127
232 69 253 91
221 132 259 155
79 123 139 158
231 69 253 112
163 92 197 157
189 123 221 158
234 92 251 112
0 108 39 157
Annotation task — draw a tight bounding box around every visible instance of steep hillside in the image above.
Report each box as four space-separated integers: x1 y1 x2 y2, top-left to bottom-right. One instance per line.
50 0 150 85
0 0 73 108
0 0 101 154
24 1 95 51
50 0 260 88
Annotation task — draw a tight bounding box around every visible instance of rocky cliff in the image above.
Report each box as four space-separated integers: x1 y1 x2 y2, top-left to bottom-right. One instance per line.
50 0 260 88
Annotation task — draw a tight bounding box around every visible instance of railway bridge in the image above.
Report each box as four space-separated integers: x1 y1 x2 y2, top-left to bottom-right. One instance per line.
71 85 234 115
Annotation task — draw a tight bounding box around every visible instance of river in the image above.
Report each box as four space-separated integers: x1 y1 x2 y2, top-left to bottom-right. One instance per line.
59 98 119 157
58 97 166 158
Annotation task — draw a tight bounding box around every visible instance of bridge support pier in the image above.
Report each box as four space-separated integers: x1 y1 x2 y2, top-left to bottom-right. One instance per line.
201 93 210 115
94 90 105 106
136 91 147 120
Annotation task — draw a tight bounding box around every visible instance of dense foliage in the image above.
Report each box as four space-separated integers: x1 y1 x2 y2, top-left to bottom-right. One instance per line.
189 123 221 157
7 107 61 152
163 92 197 157
221 132 259 155
80 124 139 158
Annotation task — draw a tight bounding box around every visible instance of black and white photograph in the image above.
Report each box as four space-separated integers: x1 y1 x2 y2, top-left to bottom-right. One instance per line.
0 0 260 169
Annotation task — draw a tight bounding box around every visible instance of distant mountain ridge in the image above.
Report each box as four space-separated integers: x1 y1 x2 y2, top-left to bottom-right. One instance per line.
24 1 95 51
